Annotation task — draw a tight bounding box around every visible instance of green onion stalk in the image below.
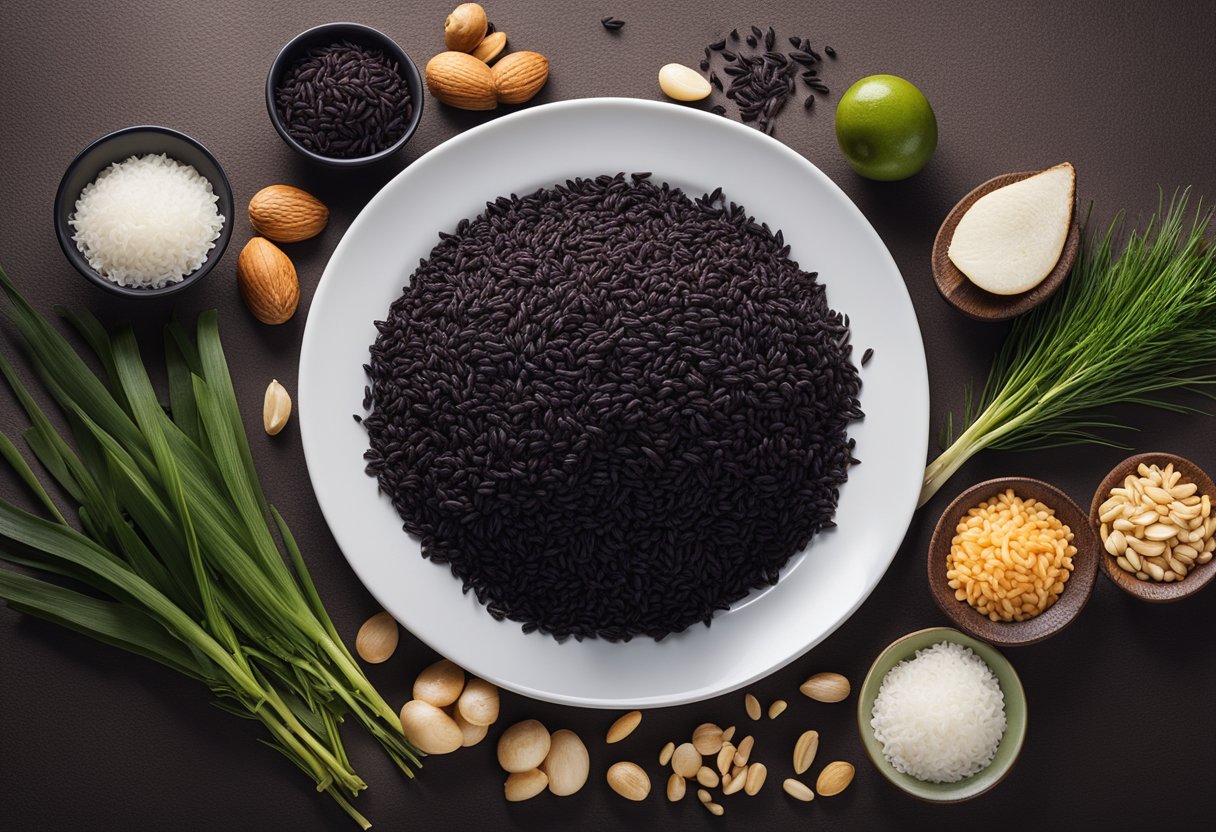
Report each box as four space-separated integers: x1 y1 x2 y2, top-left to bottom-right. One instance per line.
921 192 1216 507
0 267 419 828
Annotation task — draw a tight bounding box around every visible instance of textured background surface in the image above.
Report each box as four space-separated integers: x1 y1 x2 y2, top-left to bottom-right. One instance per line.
1 1 1213 829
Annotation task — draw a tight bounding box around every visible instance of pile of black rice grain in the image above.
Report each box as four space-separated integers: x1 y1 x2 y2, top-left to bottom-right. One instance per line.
275 40 412 158
363 173 862 641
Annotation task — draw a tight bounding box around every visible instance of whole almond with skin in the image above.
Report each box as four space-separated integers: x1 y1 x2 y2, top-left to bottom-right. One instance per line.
353 610 396 663
472 30 507 63
606 761 650 801
816 761 855 797
492 51 549 104
247 184 328 243
413 659 465 707
504 769 548 802
426 51 497 110
497 719 551 773
800 672 850 703
444 3 488 52
541 729 589 796
237 237 298 324
263 379 292 437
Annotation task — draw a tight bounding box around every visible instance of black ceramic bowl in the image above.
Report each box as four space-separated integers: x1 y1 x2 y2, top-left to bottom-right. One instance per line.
266 22 424 167
54 125 234 298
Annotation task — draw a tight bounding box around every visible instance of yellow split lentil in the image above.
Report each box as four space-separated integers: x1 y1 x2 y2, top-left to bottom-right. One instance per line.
946 489 1076 622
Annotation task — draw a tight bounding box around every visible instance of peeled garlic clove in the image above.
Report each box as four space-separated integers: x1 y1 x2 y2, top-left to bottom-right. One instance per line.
497 719 551 773
354 610 398 663
948 163 1075 295
399 699 463 754
263 379 292 435
659 63 711 101
413 658 465 707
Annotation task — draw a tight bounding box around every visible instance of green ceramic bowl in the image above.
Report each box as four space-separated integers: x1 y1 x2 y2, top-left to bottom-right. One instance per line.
857 627 1027 802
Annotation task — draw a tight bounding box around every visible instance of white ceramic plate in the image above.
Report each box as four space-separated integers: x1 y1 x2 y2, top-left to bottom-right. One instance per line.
300 98 928 708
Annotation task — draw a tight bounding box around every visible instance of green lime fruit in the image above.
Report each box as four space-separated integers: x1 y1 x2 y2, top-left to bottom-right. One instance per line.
835 75 937 181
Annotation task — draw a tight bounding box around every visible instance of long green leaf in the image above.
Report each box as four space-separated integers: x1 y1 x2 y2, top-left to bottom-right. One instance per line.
0 430 66 523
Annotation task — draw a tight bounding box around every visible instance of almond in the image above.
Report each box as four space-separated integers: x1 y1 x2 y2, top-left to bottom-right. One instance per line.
800 671 850 703
606 710 642 743
491 51 549 104
247 184 328 243
504 769 548 802
541 729 589 796
606 761 650 801
399 699 462 755
815 761 854 797
237 237 299 325
426 51 497 110
413 659 465 707
444 3 488 52
472 30 507 63
497 719 551 773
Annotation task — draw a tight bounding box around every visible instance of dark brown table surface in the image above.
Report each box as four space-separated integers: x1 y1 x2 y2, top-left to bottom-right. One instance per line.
2 1 1213 829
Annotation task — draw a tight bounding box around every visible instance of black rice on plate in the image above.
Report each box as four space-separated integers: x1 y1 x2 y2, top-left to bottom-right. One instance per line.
275 40 412 158
363 174 862 641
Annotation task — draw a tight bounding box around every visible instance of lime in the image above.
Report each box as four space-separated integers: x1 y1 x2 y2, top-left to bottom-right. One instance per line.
835 75 937 181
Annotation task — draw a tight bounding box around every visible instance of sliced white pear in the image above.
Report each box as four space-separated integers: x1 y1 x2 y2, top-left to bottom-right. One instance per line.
948 162 1075 296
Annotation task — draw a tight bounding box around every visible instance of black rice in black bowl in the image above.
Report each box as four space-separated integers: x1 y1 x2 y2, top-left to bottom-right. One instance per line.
275 40 412 158
363 174 862 641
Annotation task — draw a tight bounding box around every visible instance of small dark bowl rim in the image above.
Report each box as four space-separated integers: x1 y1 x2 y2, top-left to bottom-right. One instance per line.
265 21 424 168
1089 452 1216 602
53 124 234 299
927 476 1099 647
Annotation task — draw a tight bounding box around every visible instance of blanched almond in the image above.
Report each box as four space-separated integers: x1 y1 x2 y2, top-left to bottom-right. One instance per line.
542 729 589 796
399 699 462 754
354 610 397 663
607 761 650 801
498 719 551 773
413 659 465 707
606 710 642 743
456 677 499 726
504 768 548 802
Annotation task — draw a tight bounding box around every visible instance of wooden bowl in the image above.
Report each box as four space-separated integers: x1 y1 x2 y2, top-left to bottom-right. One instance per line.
1089 452 1216 602
857 627 1027 803
931 170 1081 321
928 477 1099 646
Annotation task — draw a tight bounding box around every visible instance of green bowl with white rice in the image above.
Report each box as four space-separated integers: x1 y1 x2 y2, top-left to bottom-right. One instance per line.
857 627 1027 802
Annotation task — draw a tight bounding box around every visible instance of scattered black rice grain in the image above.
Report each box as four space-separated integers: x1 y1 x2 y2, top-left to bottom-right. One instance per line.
700 59 710 71
601 16 625 30
788 35 802 47
751 25 764 39
274 40 411 159
721 49 737 61
861 348 874 366
363 174 862 641
353 414 363 423
765 27 775 49
730 28 740 41
710 104 726 115
709 39 726 50
710 72 723 90
804 94 815 109
746 35 758 47
825 45 837 57
486 20 496 34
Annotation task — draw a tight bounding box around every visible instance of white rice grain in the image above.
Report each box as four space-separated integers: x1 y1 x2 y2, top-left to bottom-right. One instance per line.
70 153 224 288
870 640 1006 783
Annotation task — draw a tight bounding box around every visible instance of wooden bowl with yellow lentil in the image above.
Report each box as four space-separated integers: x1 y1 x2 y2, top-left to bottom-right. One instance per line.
1089 453 1216 603
927 477 1099 646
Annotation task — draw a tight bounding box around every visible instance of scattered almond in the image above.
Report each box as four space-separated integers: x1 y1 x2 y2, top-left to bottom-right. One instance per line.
716 743 734 776
491 51 549 104
768 699 788 720
541 729 589 796
444 3 488 52
247 184 328 243
399 699 463 754
607 761 650 801
237 237 299 325
354 610 397 663
691 722 724 755
744 692 761 720
793 730 820 775
815 761 855 797
426 51 498 110
696 788 712 804
733 735 754 767
704 801 724 816
696 766 719 788
472 30 507 63
783 777 815 802
659 741 675 766
607 710 642 743
672 742 701 779
666 772 686 801
800 672 850 703
721 725 736 743
504 768 548 802
413 658 465 707
744 762 767 796
263 379 292 436
497 719 551 773
722 769 746 795
453 708 489 747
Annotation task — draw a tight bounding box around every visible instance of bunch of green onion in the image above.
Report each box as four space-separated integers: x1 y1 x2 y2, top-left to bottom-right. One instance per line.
0 267 417 829
923 192 1216 506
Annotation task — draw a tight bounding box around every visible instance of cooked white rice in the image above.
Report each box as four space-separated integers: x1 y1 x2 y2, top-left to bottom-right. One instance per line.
69 153 224 288
870 640 1006 783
